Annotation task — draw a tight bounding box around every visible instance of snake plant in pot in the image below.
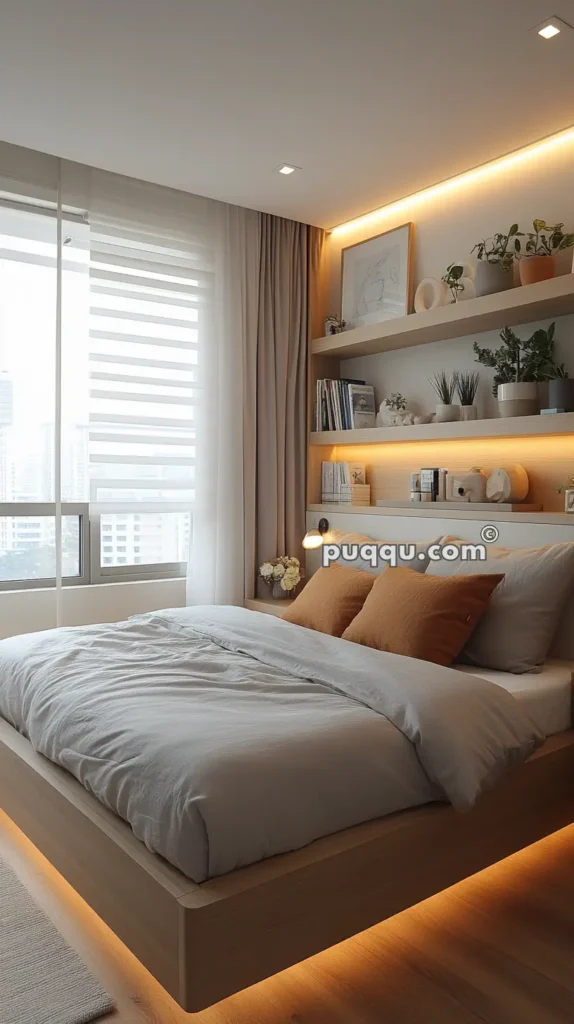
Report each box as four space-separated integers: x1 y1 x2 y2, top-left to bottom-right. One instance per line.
473 322 559 417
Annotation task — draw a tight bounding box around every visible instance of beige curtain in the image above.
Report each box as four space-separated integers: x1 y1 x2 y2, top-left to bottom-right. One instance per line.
247 215 325 598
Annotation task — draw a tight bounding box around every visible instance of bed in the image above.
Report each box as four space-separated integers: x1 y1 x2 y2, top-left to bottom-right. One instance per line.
1 517 574 1012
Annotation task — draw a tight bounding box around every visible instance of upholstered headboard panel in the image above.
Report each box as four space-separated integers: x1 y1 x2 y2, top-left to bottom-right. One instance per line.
305 510 574 660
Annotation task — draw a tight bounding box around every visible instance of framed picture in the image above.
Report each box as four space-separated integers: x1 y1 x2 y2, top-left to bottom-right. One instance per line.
341 222 413 329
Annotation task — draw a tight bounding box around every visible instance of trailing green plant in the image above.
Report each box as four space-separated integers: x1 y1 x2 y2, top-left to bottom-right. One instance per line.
473 322 559 395
521 219 574 258
471 224 522 272
442 263 465 302
455 371 480 406
429 371 457 405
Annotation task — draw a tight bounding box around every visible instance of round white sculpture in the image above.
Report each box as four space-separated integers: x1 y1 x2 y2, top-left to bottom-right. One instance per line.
486 465 529 503
414 278 448 313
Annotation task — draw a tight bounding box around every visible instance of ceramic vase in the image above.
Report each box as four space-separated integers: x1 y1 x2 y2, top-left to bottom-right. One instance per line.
549 378 574 413
497 382 539 418
519 255 555 287
435 404 460 423
460 405 478 421
475 261 513 297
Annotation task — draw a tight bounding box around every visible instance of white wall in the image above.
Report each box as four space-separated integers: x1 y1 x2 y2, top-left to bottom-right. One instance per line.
326 137 574 414
0 577 186 640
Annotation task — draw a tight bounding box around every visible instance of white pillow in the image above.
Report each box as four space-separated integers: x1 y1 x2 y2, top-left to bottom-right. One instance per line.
327 529 439 575
427 540 574 673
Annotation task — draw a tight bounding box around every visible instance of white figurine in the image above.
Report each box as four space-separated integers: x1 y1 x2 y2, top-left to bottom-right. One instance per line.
377 395 432 428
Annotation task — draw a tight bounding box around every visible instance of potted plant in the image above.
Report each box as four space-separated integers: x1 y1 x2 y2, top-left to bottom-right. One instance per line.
471 224 522 297
442 264 465 302
473 322 557 417
430 371 459 422
558 475 574 514
547 362 574 412
324 314 346 336
518 220 574 286
455 371 480 421
258 556 302 599
442 263 475 303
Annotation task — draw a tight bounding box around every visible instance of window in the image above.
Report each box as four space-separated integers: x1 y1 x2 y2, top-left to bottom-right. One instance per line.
88 225 197 583
0 198 198 588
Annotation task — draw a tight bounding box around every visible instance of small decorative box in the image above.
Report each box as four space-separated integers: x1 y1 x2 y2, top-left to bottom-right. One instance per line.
351 484 371 506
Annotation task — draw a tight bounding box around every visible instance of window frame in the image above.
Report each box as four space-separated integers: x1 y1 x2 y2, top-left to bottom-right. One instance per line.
0 503 90 591
89 506 186 584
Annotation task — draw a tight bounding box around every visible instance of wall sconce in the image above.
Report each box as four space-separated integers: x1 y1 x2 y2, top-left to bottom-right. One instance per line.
303 518 329 550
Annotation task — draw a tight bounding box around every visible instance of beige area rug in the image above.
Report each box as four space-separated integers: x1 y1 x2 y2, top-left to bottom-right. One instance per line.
0 855 114 1024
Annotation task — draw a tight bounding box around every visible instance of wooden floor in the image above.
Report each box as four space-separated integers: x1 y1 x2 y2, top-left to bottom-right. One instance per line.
1 810 574 1023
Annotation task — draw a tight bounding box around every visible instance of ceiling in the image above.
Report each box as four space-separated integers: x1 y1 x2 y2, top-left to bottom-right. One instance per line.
1 0 573 228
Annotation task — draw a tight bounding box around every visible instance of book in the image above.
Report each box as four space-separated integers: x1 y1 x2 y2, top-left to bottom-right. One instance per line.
321 461 352 503
348 385 376 429
347 462 366 485
314 378 366 431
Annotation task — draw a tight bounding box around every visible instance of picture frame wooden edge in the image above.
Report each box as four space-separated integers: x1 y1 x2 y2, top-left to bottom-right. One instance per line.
340 221 414 324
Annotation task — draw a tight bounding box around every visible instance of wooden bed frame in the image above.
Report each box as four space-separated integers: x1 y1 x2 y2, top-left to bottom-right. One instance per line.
1 717 573 1012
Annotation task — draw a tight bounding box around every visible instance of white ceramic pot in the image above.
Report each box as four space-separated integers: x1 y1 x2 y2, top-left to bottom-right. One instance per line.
564 489 574 514
497 382 539 418
460 405 478 421
435 404 460 423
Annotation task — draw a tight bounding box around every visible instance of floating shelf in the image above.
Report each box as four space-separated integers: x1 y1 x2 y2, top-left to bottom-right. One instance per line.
307 503 574 526
312 274 574 360
310 411 574 446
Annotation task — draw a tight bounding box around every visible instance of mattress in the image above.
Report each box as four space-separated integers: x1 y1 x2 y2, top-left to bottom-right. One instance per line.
454 660 574 737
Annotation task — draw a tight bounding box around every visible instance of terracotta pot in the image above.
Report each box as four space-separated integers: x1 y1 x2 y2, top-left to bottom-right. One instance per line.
475 261 513 297
519 254 555 286
497 382 539 418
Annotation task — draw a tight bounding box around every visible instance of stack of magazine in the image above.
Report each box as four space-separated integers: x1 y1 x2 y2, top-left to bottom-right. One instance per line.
315 379 376 430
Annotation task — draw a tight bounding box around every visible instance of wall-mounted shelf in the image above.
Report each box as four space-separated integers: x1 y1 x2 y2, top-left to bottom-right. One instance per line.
312 274 574 360
310 411 574 447
307 503 574 526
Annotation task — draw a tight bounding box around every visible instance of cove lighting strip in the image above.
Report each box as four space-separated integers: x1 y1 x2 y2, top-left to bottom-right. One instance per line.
331 126 574 237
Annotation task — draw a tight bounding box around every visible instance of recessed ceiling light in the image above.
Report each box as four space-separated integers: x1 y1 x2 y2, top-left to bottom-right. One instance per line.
276 164 300 176
539 22 560 38
533 15 573 39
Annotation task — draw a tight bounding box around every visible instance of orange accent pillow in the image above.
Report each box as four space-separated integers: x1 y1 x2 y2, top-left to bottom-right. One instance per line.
342 566 504 666
281 565 375 637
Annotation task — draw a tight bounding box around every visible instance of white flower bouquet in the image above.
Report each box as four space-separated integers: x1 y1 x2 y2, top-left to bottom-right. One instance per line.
258 556 302 596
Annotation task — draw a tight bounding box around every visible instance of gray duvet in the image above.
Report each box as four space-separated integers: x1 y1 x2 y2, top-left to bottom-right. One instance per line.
0 606 543 882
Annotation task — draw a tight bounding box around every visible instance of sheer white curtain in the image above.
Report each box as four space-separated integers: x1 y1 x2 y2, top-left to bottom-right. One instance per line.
186 204 261 605
0 141 258 614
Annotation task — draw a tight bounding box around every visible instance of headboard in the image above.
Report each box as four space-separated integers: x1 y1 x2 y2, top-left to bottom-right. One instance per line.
305 510 574 661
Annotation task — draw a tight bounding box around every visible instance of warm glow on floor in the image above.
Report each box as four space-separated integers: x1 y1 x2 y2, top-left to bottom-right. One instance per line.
2 808 574 1021
331 125 574 236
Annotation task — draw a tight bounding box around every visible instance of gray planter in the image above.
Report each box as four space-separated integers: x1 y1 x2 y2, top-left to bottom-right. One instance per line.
475 261 514 298
548 378 574 413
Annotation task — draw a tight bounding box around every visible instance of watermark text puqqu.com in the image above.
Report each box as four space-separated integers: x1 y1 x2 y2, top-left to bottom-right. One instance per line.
321 525 499 569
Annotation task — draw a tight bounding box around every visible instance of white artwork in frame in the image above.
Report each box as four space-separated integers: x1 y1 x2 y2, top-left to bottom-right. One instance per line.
341 223 413 329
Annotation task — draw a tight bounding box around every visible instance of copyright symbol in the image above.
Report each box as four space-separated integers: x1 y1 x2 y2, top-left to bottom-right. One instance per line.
481 525 499 544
